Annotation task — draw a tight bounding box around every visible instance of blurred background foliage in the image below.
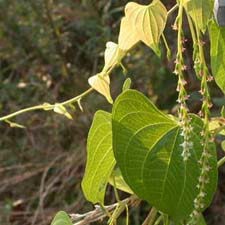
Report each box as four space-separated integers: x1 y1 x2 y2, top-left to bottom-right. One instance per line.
0 0 224 225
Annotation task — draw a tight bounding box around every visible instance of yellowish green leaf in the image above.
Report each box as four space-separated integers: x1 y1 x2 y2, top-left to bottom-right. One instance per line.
122 78 132 92
209 21 225 94
118 17 140 51
82 111 115 204
51 211 72 225
122 0 167 53
103 42 125 72
183 0 213 32
209 119 225 136
88 73 113 104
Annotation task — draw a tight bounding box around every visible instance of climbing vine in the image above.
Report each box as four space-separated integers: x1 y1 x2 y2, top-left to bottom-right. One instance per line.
1 0 225 225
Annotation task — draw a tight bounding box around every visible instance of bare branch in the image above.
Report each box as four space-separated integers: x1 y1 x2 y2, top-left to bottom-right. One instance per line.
70 196 140 225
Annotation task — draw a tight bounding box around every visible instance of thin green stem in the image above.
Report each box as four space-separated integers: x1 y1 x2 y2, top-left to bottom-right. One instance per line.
163 215 169 225
0 88 93 122
162 33 171 59
186 14 197 45
167 3 178 16
142 207 158 225
218 156 225 168
0 2 180 124
0 105 46 122
61 88 93 106
153 215 163 225
125 204 129 225
109 203 127 225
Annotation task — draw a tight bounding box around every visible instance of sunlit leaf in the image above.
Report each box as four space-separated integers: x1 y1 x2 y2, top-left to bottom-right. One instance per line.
88 73 113 104
103 42 125 72
112 90 218 221
209 20 225 94
51 211 72 225
82 111 115 204
118 17 140 51
122 0 167 53
122 78 132 92
209 119 225 136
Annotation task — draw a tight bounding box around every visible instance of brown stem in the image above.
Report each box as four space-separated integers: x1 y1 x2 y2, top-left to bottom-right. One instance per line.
70 196 139 225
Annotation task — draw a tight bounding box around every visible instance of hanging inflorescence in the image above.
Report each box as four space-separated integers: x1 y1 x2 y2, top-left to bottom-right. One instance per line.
187 24 213 225
174 4 193 162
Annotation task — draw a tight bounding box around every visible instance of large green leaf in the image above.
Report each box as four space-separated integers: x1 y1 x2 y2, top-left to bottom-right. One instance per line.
198 215 207 225
183 0 213 32
51 211 73 225
112 90 217 221
172 214 206 225
82 110 115 204
209 20 225 94
88 73 113 104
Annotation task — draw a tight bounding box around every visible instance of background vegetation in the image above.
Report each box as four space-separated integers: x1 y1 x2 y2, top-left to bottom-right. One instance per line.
0 0 224 224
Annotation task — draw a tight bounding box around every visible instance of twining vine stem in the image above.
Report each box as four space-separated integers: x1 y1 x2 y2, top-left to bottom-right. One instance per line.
0 88 93 122
142 207 158 225
217 156 225 168
0 3 178 124
167 3 178 15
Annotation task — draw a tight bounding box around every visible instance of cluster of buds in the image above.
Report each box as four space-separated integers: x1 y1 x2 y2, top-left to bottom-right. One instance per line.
176 83 193 161
174 29 193 161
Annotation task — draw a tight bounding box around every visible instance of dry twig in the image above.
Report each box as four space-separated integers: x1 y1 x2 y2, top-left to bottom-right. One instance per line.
70 196 139 225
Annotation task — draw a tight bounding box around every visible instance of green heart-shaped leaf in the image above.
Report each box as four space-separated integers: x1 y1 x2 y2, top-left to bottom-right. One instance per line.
112 90 217 221
118 0 167 54
209 20 225 94
82 110 115 204
51 211 72 225
183 0 213 33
